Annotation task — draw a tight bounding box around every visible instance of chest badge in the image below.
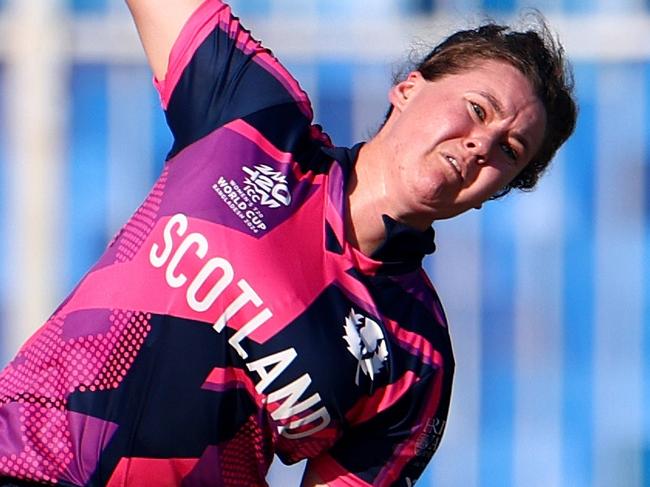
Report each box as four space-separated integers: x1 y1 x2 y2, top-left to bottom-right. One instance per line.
343 309 389 385
242 164 292 209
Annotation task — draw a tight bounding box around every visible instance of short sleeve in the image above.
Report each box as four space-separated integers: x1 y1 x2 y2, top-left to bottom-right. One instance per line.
307 369 449 487
156 0 315 157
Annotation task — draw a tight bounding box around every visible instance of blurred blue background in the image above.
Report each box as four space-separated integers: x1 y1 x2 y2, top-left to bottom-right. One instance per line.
0 0 648 486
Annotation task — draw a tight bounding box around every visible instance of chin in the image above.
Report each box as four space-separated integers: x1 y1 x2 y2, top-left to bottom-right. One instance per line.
430 203 474 221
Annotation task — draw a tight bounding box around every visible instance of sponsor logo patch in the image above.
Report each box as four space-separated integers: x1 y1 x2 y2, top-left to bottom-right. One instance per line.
212 164 292 234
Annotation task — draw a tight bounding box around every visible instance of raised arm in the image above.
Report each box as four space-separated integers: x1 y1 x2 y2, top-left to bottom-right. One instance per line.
125 0 315 159
126 0 204 80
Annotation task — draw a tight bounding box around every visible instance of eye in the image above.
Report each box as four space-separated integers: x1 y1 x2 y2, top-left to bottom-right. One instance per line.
471 102 486 121
500 142 518 162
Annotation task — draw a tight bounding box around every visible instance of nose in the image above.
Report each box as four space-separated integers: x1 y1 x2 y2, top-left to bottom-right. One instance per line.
464 133 493 164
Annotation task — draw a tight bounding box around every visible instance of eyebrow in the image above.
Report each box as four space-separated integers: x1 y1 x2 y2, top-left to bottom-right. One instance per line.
479 90 505 117
478 90 530 154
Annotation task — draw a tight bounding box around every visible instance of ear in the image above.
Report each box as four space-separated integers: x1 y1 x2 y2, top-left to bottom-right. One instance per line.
388 71 423 112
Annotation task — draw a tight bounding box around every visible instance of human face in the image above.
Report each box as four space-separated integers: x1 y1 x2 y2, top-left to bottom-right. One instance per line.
381 59 547 224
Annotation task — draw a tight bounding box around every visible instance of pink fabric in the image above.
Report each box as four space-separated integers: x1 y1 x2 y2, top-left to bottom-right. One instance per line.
156 0 312 118
0 310 151 483
375 371 444 486
227 120 293 163
311 454 373 487
344 371 419 426
58 211 332 345
106 457 199 487
384 317 445 367
252 52 313 119
155 0 228 109
202 366 259 404
0 404 69 483
61 412 119 485
324 162 346 246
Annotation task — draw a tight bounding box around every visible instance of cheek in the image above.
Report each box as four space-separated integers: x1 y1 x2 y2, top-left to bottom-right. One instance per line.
471 166 518 197
406 164 451 202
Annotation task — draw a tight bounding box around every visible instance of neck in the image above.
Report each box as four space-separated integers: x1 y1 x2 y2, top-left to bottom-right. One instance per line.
345 142 392 256
346 137 436 256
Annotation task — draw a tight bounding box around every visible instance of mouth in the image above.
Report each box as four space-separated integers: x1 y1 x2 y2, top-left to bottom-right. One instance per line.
443 154 463 181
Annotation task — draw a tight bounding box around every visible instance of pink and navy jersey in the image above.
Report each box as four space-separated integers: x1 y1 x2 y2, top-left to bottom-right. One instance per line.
0 1 454 486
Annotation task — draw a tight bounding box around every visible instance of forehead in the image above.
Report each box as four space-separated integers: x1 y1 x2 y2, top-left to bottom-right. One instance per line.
446 59 536 98
462 60 542 107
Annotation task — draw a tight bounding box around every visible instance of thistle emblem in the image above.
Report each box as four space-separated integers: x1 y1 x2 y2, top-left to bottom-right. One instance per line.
342 309 389 385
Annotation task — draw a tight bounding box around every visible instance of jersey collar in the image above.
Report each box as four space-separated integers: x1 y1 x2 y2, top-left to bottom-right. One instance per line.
323 144 437 274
